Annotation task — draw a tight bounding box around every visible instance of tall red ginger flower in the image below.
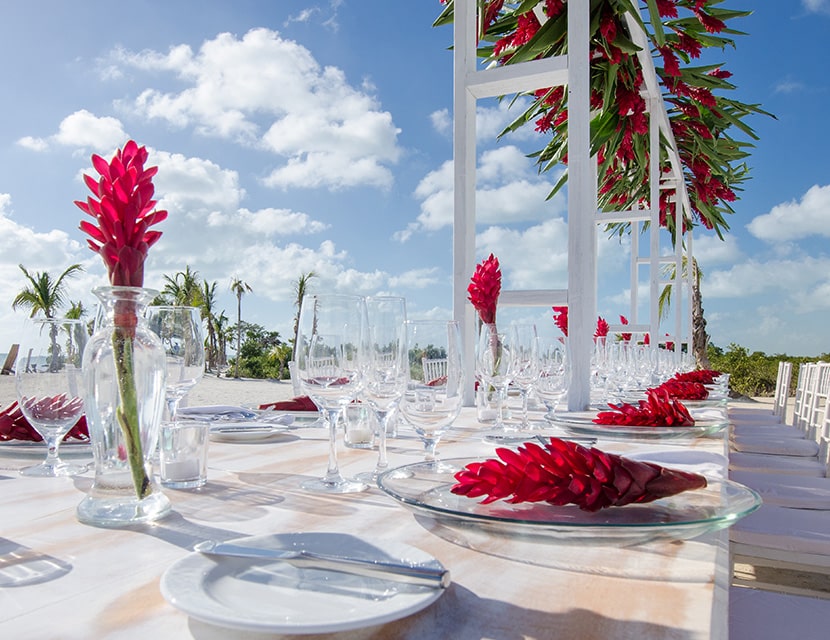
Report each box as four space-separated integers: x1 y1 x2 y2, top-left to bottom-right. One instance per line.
595 316 609 339
468 253 501 324
451 437 707 512
552 306 568 337
75 140 167 287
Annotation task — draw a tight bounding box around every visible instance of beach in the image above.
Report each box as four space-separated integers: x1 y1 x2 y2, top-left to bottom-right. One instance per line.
0 372 297 410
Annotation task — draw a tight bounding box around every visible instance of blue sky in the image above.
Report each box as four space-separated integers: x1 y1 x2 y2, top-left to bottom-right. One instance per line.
0 1 828 357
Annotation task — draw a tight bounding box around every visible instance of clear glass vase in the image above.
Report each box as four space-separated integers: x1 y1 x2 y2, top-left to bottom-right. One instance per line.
76 286 171 527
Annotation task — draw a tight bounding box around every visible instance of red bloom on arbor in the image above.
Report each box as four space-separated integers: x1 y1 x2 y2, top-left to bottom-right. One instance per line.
468 253 501 324
450 437 707 512
594 388 695 426
75 140 167 287
552 306 568 337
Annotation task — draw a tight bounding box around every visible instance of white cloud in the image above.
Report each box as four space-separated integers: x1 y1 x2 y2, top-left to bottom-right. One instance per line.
803 0 830 14
401 146 564 241
16 110 128 154
430 108 451 136
112 28 401 191
704 256 830 308
747 184 830 241
152 150 245 213
207 207 328 236
692 234 742 266
16 136 49 152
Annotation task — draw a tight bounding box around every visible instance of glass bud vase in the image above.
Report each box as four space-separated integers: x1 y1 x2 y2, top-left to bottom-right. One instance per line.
77 286 172 527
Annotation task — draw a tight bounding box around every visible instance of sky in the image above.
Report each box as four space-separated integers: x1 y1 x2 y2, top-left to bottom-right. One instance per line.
0 0 829 358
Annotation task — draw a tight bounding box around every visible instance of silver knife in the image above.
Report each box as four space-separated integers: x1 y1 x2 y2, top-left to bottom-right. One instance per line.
194 541 451 589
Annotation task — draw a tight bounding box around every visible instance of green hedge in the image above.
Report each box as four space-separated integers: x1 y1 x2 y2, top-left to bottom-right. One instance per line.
707 343 828 397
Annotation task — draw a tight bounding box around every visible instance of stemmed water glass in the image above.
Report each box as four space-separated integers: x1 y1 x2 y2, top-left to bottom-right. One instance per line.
296 293 368 493
475 323 513 436
507 324 540 431
356 296 407 484
399 320 464 470
145 306 205 422
535 338 571 419
15 318 88 477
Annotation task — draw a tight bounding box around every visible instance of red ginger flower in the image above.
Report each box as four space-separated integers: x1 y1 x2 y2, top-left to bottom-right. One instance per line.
674 369 721 385
653 380 709 401
552 306 568 337
468 253 501 324
0 400 88 442
75 140 167 287
595 316 609 338
594 388 695 426
451 437 707 512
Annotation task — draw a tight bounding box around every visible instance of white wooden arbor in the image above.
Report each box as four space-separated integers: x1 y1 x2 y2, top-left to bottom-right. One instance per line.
452 1 694 409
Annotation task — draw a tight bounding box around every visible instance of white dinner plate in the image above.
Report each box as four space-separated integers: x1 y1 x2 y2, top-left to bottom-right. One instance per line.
160 532 447 634
0 439 92 457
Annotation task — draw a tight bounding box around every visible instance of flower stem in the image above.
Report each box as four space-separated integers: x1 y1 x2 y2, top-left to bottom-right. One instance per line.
113 328 151 499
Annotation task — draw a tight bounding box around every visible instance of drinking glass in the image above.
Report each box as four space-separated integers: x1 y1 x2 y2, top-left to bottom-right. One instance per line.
15 318 87 477
506 324 540 430
145 306 205 422
356 296 407 484
295 293 368 493
475 323 513 434
399 320 464 470
535 338 570 419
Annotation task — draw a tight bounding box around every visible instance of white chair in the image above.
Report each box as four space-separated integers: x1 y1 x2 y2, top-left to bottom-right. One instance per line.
422 357 447 384
729 586 830 640
772 360 793 421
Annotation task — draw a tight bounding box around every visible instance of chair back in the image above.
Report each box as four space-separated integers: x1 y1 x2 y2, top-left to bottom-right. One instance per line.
772 360 792 420
422 357 448 385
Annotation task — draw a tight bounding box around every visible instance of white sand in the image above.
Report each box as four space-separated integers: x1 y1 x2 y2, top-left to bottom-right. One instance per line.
0 372 297 410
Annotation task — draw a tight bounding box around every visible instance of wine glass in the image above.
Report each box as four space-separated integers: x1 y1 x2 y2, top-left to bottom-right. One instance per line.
295 293 368 493
475 323 513 436
15 317 88 477
535 338 571 419
506 324 540 431
145 306 205 422
399 320 464 470
356 296 407 484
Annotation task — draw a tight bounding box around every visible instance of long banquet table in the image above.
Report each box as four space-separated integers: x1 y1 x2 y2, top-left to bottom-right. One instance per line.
0 406 732 639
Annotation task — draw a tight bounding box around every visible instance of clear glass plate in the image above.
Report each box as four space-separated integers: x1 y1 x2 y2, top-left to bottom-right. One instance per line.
546 410 728 440
378 459 760 546
160 532 447 634
0 439 91 457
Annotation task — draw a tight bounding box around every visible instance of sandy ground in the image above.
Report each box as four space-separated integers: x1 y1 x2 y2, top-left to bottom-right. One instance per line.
0 372 297 410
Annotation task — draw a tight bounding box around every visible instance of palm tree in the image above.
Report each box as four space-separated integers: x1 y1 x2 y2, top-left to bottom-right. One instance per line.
230 277 252 378
12 264 84 319
200 280 220 372
160 265 202 306
291 271 316 360
64 300 89 364
214 311 231 369
658 255 710 369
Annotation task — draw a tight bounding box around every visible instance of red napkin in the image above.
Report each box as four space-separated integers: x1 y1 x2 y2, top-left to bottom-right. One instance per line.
673 369 721 385
258 396 318 412
594 389 695 426
451 437 707 512
0 401 89 442
652 379 709 400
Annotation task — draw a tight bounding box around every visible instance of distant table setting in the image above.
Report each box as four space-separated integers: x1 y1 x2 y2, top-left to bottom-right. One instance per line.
0 373 759 639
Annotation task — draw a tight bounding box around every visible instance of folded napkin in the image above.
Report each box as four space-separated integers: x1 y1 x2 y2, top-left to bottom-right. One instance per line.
259 396 318 412
0 401 89 442
652 379 709 400
594 389 695 426
451 437 708 512
178 405 258 420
